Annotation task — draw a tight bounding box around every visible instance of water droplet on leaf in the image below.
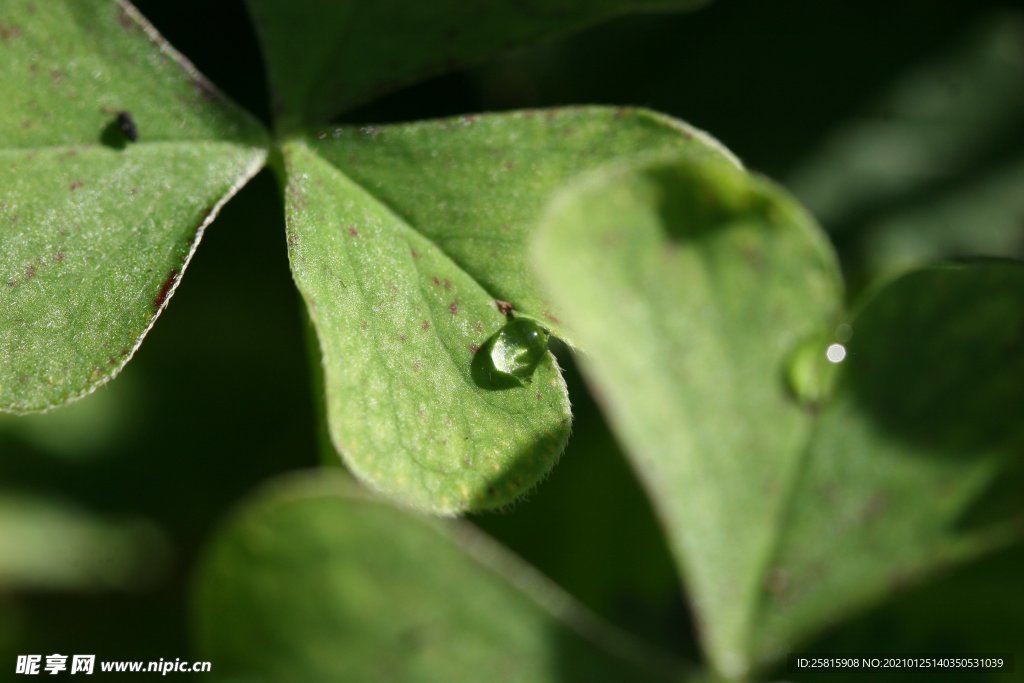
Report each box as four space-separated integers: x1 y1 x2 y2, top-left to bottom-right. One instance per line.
784 333 843 407
487 318 549 383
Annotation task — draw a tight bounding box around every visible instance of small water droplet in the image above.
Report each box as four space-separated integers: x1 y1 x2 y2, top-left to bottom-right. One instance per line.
784 333 841 407
486 318 549 383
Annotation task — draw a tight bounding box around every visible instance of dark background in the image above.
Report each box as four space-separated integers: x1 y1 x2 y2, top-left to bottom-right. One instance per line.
2 0 1022 680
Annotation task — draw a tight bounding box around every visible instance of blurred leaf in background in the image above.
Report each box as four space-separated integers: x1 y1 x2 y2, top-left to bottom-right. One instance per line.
194 472 692 683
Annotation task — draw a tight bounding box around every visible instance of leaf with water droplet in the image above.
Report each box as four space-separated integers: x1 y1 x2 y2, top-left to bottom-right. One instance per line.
283 108 737 513
532 151 1024 677
784 333 841 407
487 318 550 383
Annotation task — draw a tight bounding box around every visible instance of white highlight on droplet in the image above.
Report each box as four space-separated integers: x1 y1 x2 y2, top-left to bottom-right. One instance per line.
825 343 847 364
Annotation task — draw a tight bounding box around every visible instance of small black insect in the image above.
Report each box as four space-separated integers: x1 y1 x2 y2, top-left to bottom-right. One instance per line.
116 110 138 142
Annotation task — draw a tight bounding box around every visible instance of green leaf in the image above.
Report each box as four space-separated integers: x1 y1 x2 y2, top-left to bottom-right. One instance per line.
532 153 1024 677
754 262 1024 664
0 0 267 412
532 154 841 677
193 471 691 683
281 108 735 513
245 0 710 127
0 492 164 591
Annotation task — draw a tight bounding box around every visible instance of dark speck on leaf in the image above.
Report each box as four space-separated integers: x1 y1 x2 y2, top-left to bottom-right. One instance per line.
153 269 179 310
421 320 430 330
116 7 136 30
193 77 217 101
117 111 138 142
469 343 480 354
348 226 359 237
496 300 513 316
449 302 459 315
0 23 23 40
69 180 83 191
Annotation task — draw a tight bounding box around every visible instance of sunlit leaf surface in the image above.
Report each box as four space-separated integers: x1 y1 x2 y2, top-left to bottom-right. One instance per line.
0 0 267 412
282 108 735 513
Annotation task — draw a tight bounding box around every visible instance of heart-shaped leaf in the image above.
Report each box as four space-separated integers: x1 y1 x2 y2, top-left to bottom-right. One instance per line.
531 153 1024 677
753 261 1024 664
0 0 267 412
246 0 710 127
281 108 736 513
193 471 691 683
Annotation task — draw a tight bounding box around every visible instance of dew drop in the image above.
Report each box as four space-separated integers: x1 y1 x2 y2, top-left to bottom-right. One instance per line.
486 318 549 383
784 333 842 407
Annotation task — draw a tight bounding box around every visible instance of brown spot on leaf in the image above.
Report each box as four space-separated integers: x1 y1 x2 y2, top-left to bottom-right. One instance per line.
420 320 430 330
503 160 515 171
468 343 480 354
69 180 83 191
24 264 37 281
543 311 561 324
153 269 179 310
495 300 513 316
347 226 359 237
54 252 65 262
116 6 136 30
0 23 23 40
449 302 459 315
410 249 420 259
49 68 65 83
766 567 792 600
